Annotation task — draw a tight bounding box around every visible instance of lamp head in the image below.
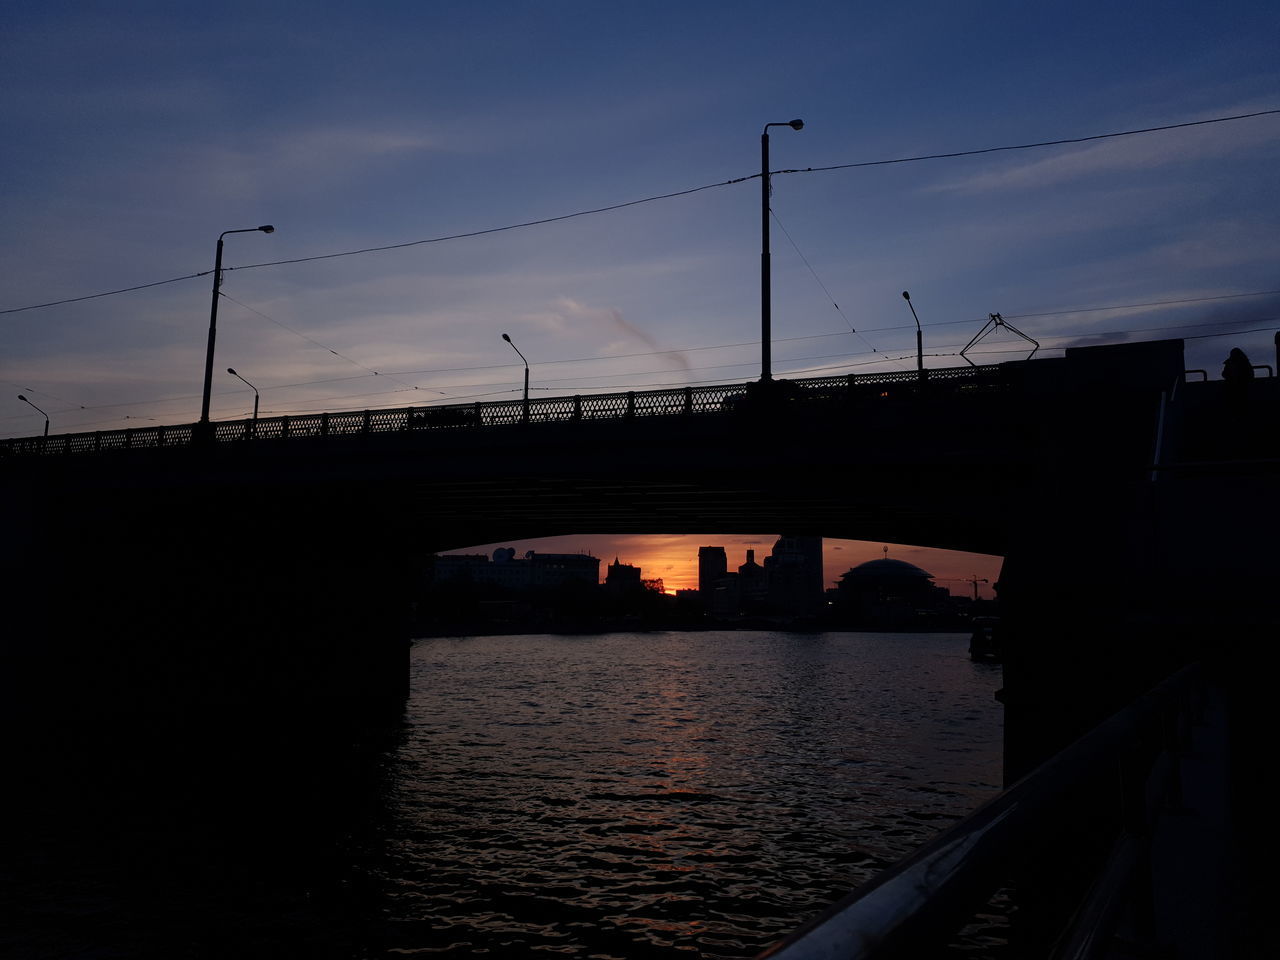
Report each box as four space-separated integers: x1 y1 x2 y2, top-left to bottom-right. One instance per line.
902 291 911 301
502 333 512 343
788 119 804 130
258 225 275 234
227 367 237 376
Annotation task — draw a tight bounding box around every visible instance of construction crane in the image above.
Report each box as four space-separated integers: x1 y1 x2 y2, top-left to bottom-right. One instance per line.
939 574 990 602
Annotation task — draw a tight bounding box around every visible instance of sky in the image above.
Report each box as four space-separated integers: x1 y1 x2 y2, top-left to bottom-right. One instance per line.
2 2 1277 588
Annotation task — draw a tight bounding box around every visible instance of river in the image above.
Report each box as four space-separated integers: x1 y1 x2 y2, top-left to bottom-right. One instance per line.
3 631 1003 958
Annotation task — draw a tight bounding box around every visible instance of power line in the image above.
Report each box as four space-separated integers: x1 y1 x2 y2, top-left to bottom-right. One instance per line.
769 210 854 331
2 379 87 410
930 314 1280 350
0 271 210 317
839 289 1280 335
231 109 1280 276
219 293 442 395
7 316 1275 431
768 209 909 369
226 181 751 275
999 289 1280 321
772 108 1280 178
7 307 1275 429
5 108 1275 318
6 296 1274 429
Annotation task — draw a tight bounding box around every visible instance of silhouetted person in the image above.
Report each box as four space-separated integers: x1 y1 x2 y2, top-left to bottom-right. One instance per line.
1220 347 1255 452
1222 347 1254 383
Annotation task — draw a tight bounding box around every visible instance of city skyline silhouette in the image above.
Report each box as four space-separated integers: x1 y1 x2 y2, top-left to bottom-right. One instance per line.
439 534 1002 600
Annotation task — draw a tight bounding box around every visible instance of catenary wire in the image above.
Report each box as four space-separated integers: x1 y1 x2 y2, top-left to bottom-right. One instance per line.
5 108 1275 316
767 208 909 369
9 318 1273 429
771 108 1280 178
0 271 210 317
6 301 1275 428
219 293 443 394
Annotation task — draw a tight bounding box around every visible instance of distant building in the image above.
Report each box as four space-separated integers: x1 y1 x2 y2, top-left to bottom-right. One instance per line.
604 557 643 596
698 546 727 596
834 556 949 627
433 548 600 590
695 538 823 619
432 552 490 582
708 571 740 618
764 535 824 616
737 549 767 613
528 552 601 588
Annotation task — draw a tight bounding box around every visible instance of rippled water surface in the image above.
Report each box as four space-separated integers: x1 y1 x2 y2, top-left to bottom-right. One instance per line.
3 631 1001 959
373 631 1003 958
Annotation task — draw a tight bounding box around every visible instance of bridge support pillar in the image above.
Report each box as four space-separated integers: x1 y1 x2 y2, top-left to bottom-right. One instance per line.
2 476 411 744
999 339 1191 781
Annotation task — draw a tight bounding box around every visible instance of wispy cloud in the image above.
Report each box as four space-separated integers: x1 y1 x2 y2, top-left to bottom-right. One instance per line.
927 105 1280 195
605 307 692 372
526 296 693 372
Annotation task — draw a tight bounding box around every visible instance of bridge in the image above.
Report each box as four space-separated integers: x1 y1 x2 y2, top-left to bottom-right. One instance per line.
2 363 1024 556
3 334 1276 956
3 338 1276 759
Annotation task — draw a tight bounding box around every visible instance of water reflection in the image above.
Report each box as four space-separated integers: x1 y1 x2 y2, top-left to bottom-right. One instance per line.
370 631 1002 958
4 631 1000 958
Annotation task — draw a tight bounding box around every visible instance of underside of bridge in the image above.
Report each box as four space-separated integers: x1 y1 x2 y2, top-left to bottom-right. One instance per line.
3 338 1276 792
395 413 1021 557
3 378 1026 738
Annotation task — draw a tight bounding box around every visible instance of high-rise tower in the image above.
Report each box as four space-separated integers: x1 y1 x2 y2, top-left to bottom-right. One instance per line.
698 546 728 596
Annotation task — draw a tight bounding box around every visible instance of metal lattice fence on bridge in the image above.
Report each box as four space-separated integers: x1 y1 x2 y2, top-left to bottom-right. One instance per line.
1 365 1006 457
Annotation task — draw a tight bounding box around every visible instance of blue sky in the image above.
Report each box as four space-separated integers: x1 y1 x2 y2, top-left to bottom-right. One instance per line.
2 3 1277 584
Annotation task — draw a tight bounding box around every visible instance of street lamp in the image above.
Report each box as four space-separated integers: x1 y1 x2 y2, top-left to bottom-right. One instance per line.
200 225 274 433
501 333 530 423
761 118 803 382
17 394 49 436
227 367 259 433
902 290 924 376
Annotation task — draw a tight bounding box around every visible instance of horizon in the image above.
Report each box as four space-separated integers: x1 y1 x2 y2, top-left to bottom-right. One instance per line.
440 534 1002 600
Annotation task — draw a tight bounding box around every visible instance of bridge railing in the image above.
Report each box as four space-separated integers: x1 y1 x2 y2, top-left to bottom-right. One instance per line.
756 663 1208 960
0 364 1007 457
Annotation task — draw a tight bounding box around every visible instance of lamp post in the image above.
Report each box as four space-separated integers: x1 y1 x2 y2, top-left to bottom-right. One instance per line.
227 367 259 434
902 290 924 376
17 394 49 436
761 118 803 382
501 333 530 423
201 225 274 433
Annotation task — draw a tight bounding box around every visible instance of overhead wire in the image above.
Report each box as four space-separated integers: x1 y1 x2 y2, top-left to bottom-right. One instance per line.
241 312 1280 405
771 108 1280 178
6 303 1277 430
4 108 1276 318
767 209 907 369
998 289 1280 321
0 271 210 317
3 379 88 410
7 315 1275 429
218 292 443 395
262 387 520 416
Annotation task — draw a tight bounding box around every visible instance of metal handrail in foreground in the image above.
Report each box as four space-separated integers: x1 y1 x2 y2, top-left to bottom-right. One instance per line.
0 364 1007 458
756 664 1205 960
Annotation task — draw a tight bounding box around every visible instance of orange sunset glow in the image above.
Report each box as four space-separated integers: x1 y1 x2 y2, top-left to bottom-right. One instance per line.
440 534 1003 600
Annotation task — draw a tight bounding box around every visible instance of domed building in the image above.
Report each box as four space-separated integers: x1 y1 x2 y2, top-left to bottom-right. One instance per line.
833 554 949 628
